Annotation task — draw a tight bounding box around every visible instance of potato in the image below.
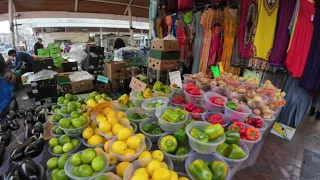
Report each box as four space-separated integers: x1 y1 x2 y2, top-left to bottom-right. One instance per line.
253 109 261 115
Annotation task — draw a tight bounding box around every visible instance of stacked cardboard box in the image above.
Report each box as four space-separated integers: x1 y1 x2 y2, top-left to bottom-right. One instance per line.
33 58 54 73
104 61 126 91
148 39 180 84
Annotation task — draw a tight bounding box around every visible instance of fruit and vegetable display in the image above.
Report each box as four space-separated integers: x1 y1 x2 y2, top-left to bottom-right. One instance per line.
82 121 106 146
136 88 153 99
188 159 228 180
225 101 243 112
117 94 134 108
59 101 84 115
86 91 112 108
230 122 260 141
171 94 185 105
244 116 263 129
208 96 225 106
7 158 43 179
52 125 65 136
127 112 148 120
160 128 189 158
204 113 225 125
185 83 201 95
142 122 164 135
153 81 172 94
57 93 82 105
161 108 187 123
49 104 61 114
210 79 227 89
190 124 224 143
48 135 80 155
46 153 70 180
146 99 165 108
110 134 144 158
58 113 89 130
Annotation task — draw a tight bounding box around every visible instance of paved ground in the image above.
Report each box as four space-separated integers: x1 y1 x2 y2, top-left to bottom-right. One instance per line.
233 115 320 180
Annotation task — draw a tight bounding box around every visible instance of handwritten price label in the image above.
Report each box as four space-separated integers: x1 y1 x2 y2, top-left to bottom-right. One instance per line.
169 71 182 88
129 77 147 91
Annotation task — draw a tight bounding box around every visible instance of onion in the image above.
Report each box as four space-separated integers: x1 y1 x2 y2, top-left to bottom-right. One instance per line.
253 96 262 101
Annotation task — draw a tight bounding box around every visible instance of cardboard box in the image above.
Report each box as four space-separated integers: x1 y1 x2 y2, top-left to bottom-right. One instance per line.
151 39 180 52
58 72 71 84
71 80 94 94
104 61 126 78
148 58 178 71
37 49 50 58
21 72 34 85
33 58 54 73
62 61 78 72
149 50 180 60
95 83 111 93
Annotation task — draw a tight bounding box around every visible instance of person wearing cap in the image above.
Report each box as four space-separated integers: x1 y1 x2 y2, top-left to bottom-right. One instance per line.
34 38 44 55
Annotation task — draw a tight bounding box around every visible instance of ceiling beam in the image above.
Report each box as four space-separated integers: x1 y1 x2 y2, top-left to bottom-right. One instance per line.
124 0 134 15
75 0 79 12
84 0 149 9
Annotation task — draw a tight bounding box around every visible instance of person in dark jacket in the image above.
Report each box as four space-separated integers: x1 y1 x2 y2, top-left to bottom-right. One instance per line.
8 50 34 72
33 38 44 55
0 53 16 84
114 38 126 50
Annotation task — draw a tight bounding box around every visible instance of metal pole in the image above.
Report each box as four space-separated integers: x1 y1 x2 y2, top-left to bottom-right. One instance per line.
140 29 143 46
128 5 134 47
8 0 15 48
100 27 103 47
14 17 19 49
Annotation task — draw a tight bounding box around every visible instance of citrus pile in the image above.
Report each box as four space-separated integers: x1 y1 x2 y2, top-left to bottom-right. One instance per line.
52 125 65 135
82 121 106 146
59 111 89 130
86 91 112 108
46 154 70 180
57 93 82 105
110 134 143 160
49 135 80 154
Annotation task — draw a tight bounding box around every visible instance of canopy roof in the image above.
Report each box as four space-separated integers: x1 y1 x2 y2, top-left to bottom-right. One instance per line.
0 0 150 18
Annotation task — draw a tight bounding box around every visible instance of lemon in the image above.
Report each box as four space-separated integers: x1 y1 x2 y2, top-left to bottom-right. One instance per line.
152 168 171 180
136 133 145 141
87 99 97 108
112 124 125 135
88 135 104 145
94 128 100 135
116 161 131 177
82 127 94 140
117 111 125 118
111 141 127 155
104 140 111 152
170 171 178 180
123 149 136 161
120 118 130 126
90 121 97 129
96 114 107 123
99 121 112 133
108 116 119 125
126 136 142 149
98 99 106 104
160 162 168 169
131 174 148 180
152 150 164 162
107 111 117 119
138 151 152 160
103 107 112 116
178 177 189 180
128 126 134 133
134 168 149 179
105 131 114 137
95 147 104 154
118 128 132 141
147 160 162 176
107 152 118 165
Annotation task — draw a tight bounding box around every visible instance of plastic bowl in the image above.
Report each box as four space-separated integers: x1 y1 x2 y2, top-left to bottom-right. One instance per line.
51 125 65 137
153 89 174 99
139 118 166 143
108 136 145 162
185 106 206 121
81 137 105 148
185 152 231 180
226 89 245 101
210 84 226 95
58 109 71 118
59 119 91 137
145 136 152 151
195 80 211 91
89 172 121 180
184 89 204 105
183 74 196 84
177 172 190 179
99 118 131 140
263 115 277 126
141 97 170 118
156 106 189 133
46 169 51 180
246 95 269 109
201 112 231 129
130 90 148 107
123 156 174 180
228 123 262 145
246 115 268 134
130 122 137 134
185 122 226 154
57 102 67 107
113 101 133 112
214 140 249 167
170 101 186 109
65 150 109 180
48 137 82 156
158 134 193 164
204 92 227 113
125 107 150 125
224 102 251 122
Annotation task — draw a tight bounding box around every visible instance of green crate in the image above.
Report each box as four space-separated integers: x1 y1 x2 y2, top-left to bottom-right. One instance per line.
49 48 61 56
51 53 62 59
37 48 50 58
48 43 60 49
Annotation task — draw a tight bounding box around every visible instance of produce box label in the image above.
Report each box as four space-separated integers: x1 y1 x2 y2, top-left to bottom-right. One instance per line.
129 77 147 91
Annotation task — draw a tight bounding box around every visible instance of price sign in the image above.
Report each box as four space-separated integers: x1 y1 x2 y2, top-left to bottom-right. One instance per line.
211 66 220 77
129 77 147 91
169 71 182 88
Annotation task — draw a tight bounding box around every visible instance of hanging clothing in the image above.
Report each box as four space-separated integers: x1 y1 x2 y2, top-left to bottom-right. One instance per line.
238 0 258 58
165 16 173 34
192 11 203 74
269 0 297 66
149 0 158 20
161 18 169 37
208 25 222 66
300 1 320 92
285 0 315 78
253 0 279 60
171 14 178 37
156 17 163 38
221 7 240 74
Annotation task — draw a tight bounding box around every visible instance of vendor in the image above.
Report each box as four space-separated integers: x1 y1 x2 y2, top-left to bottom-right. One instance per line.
8 50 34 72
0 53 16 84
33 38 44 55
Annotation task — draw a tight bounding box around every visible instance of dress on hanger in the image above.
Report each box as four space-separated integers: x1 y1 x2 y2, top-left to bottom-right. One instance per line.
238 0 258 58
285 0 315 78
192 11 204 74
253 0 280 60
300 1 320 92
208 25 222 66
269 0 297 66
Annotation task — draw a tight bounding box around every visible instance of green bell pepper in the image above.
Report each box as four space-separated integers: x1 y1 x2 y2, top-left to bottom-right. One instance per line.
190 128 200 137
226 102 237 111
127 100 134 108
161 109 181 123
209 161 228 180
188 159 212 180
161 85 171 94
175 146 188 155
192 130 209 143
174 108 186 120
151 127 163 134
204 124 224 141
173 128 187 146
153 81 164 91
225 130 240 144
136 91 145 99
143 123 156 133
216 143 231 157
228 144 246 159
160 135 178 153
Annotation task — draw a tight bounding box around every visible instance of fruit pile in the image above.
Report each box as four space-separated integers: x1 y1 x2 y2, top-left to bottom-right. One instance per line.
49 135 80 154
57 93 81 105
190 124 224 143
117 94 134 108
204 113 225 125
225 102 243 112
188 159 228 180
230 122 260 141
244 116 263 128
110 134 144 160
153 81 172 94
50 104 61 114
82 121 106 146
58 112 89 130
146 100 165 108
46 154 70 180
160 129 189 157
127 112 148 120
142 122 164 135
216 130 246 160
8 158 43 179
86 91 112 108
185 102 204 120
59 101 83 115
208 96 225 106
185 83 201 95
171 94 185 105
161 108 186 123
52 125 65 135
69 148 107 177
136 88 153 99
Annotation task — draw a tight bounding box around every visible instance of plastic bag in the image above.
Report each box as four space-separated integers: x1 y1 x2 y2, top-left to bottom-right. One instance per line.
69 71 95 82
68 45 88 64
33 70 58 81
0 78 13 113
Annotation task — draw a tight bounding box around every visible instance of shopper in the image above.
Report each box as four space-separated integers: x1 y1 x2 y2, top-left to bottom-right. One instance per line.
309 96 320 120
8 50 34 72
33 38 44 55
114 38 126 50
0 53 16 84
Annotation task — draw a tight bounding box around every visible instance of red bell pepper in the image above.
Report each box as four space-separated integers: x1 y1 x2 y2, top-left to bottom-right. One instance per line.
252 118 262 128
209 97 225 106
208 114 224 125
185 102 195 112
230 122 246 135
172 95 184 104
237 108 243 113
244 117 253 126
189 88 201 95
192 106 203 113
245 127 260 141
185 83 196 93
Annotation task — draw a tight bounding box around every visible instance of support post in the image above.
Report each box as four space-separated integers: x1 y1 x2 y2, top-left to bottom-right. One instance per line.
8 0 15 48
100 27 103 47
128 5 134 47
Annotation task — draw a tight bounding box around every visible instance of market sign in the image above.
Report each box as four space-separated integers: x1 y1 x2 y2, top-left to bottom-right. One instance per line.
169 71 182 88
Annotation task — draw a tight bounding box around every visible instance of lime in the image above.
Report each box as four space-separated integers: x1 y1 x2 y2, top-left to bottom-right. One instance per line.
49 138 59 148
72 96 79 101
72 166 80 176
88 97 95 101
76 102 82 108
54 108 60 114
90 91 98 98
58 97 65 104
71 118 83 128
60 107 68 114
91 156 106 172
77 108 82 113
58 154 70 168
94 175 108 180
53 145 63 154
101 93 107 99
95 95 102 101
56 127 64 135
63 142 74 153
79 116 88 126
65 93 73 100
55 114 63 121
59 118 71 128
63 99 70 104
71 153 82 166
52 105 59 111
79 164 93 177
51 168 60 179
81 148 96 164
46 157 58 170
59 135 71 145
67 107 75 114
79 98 85 104
57 169 68 180
70 111 81 118
68 125 74 129
68 102 77 109
71 139 80 148
52 125 58 132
